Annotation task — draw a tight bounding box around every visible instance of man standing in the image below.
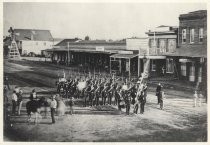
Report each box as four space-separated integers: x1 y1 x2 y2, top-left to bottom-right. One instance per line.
193 91 198 107
139 91 145 114
12 91 18 115
50 95 57 124
69 96 74 115
4 76 10 90
17 89 23 115
125 91 131 115
159 91 165 110
30 89 37 100
156 83 162 104
143 83 148 103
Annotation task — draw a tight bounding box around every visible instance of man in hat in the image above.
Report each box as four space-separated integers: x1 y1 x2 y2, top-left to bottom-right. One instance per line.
156 83 162 104
50 95 57 124
30 89 37 100
4 76 10 90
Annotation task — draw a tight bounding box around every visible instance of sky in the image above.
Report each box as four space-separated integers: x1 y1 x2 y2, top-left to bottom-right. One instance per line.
3 2 207 40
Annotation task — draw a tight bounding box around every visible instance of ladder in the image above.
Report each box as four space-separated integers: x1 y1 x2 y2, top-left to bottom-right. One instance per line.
8 40 21 60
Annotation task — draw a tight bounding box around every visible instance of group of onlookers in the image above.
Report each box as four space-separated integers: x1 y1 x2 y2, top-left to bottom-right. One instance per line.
12 86 23 115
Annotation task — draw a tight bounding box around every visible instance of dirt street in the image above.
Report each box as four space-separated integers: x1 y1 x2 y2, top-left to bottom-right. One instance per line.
3 60 207 142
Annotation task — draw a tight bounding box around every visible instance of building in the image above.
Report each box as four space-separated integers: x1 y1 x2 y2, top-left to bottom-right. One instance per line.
49 39 127 73
13 29 54 55
166 10 207 99
144 25 178 78
167 10 207 89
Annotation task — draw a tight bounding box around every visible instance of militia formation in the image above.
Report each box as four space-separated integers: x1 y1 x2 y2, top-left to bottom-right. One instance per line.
4 71 166 125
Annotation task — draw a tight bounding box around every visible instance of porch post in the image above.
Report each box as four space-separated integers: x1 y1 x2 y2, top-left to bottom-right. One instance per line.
138 57 140 77
119 59 122 74
129 58 131 81
110 57 112 74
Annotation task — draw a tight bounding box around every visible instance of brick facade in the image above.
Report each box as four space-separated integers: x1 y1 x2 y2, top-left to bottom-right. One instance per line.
177 10 207 90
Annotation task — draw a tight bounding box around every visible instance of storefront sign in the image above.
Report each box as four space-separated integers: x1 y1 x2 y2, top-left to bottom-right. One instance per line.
96 46 105 51
179 59 194 63
118 51 133 54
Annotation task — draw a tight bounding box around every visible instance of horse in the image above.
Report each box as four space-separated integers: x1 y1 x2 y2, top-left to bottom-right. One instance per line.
26 97 49 124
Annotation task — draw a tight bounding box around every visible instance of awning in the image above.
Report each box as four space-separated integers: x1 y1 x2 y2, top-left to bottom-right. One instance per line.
139 55 166 59
110 54 138 59
166 45 207 58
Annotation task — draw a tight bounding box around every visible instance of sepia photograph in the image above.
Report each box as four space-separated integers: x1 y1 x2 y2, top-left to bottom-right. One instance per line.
3 1 208 142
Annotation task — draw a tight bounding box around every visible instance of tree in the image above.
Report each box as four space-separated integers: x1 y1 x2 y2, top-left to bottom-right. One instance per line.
85 36 90 41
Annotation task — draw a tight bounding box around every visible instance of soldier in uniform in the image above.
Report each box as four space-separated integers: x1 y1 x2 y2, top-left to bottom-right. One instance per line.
139 91 146 114
84 83 91 107
89 83 95 107
124 90 131 115
107 82 114 105
115 84 121 105
94 84 100 106
143 82 148 103
101 82 110 105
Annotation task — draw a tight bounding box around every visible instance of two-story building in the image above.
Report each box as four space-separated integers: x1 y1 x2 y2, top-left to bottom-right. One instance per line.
129 25 178 79
13 29 54 55
168 10 207 85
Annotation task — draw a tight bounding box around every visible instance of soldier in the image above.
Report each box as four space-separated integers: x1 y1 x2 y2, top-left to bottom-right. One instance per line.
84 83 91 107
125 91 131 115
89 83 95 107
133 91 140 114
94 84 100 106
143 82 148 103
101 83 109 105
118 89 124 111
139 91 145 114
112 83 118 105
107 83 114 105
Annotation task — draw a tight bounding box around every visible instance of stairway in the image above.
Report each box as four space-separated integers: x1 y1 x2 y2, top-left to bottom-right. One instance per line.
8 40 21 60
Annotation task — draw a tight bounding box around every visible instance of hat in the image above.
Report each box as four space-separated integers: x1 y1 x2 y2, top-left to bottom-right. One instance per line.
52 95 56 99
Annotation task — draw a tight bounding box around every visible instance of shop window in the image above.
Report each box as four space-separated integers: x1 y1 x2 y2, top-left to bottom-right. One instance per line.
181 62 186 76
151 60 156 71
168 39 176 53
182 29 186 43
190 28 195 43
199 28 204 42
166 58 174 73
150 39 158 48
159 39 166 53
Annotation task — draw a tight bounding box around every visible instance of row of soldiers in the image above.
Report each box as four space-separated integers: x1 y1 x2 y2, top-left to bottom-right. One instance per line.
56 75 148 115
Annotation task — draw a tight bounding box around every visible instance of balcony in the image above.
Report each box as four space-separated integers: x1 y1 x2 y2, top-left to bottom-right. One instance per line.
149 47 167 55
